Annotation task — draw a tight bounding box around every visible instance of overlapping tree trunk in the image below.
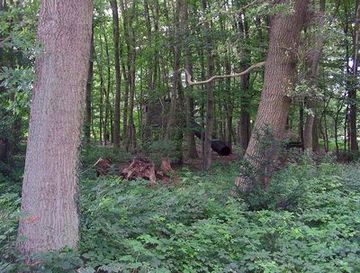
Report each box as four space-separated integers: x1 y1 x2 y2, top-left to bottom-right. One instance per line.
239 0 309 190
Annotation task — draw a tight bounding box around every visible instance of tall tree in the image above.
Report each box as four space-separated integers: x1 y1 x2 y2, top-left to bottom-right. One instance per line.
239 0 309 190
166 0 185 162
237 11 251 153
303 0 326 152
111 0 122 148
85 28 95 144
17 0 93 255
202 0 215 171
348 1 360 151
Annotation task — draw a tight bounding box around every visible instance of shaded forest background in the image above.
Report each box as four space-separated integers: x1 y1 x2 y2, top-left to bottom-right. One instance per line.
1 0 359 166
1 0 360 272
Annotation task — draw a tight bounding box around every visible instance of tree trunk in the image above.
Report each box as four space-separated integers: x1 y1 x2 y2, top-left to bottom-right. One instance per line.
202 0 214 171
241 0 309 189
349 2 360 152
303 0 325 152
165 0 185 162
184 0 198 159
237 11 251 154
126 0 137 151
17 0 92 255
84 28 94 144
111 0 122 148
103 30 112 145
224 52 233 151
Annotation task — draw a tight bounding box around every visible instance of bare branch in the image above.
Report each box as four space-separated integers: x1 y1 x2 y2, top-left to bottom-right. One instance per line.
183 61 266 86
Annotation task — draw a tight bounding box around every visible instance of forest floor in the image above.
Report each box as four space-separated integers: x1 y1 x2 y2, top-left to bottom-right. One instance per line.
1 148 360 272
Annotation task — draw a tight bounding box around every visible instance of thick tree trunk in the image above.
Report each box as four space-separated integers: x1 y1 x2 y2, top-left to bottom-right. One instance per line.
241 0 308 189
17 0 92 255
111 0 122 148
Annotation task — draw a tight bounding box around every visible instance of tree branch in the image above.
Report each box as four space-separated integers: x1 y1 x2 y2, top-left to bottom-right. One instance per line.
183 61 266 86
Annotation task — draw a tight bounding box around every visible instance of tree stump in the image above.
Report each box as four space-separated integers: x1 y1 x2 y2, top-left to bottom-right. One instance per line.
94 158 111 176
120 157 178 185
121 157 157 185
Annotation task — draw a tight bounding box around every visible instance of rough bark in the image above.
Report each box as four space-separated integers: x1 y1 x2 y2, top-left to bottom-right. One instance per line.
17 0 92 255
240 0 309 190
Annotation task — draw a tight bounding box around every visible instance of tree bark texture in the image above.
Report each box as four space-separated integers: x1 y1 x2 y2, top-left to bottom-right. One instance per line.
243 0 309 186
17 0 92 255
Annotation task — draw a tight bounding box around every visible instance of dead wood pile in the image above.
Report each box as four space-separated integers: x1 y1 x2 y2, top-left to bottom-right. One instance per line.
121 156 178 185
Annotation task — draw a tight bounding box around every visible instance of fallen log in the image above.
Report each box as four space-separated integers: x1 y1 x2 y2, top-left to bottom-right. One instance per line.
190 122 231 156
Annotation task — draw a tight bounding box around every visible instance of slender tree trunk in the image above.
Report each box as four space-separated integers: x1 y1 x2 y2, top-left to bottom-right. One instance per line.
224 52 233 150
103 31 111 145
344 110 348 151
126 0 137 151
184 0 198 159
111 0 122 148
299 103 304 145
17 0 92 255
165 0 185 162
119 0 129 140
303 0 326 152
238 12 251 153
85 28 94 144
240 0 309 190
202 0 214 171
349 2 360 151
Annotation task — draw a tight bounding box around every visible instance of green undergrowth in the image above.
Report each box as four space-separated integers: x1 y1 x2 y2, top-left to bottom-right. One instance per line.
1 161 360 273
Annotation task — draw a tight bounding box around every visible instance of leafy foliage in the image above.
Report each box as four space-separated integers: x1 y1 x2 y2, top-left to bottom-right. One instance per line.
2 161 360 272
